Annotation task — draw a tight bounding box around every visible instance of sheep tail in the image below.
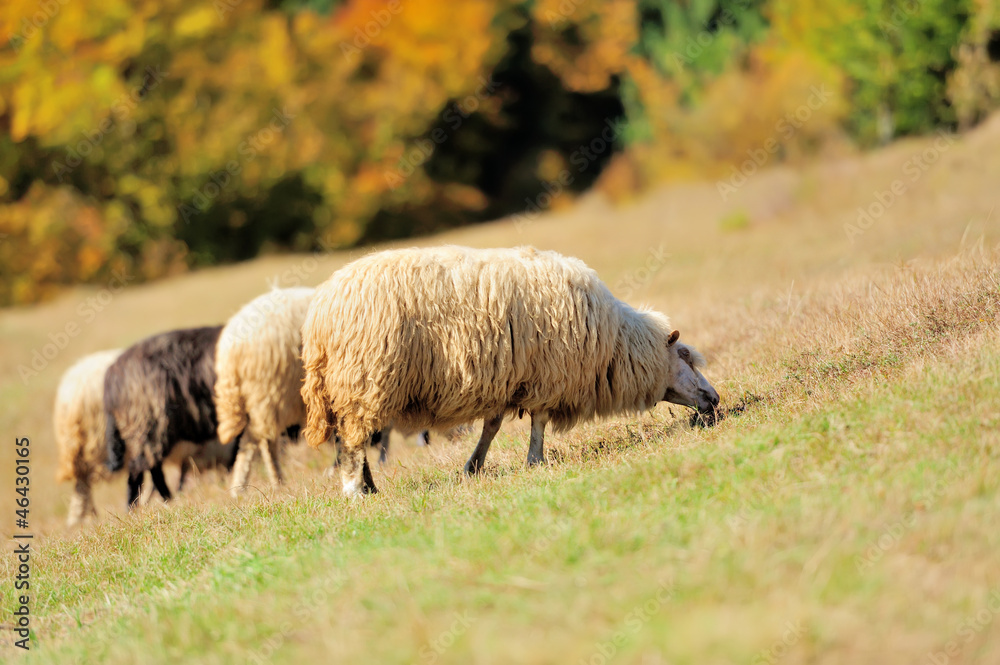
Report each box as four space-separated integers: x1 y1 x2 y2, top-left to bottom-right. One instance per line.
301 350 333 449
105 412 126 473
214 357 247 445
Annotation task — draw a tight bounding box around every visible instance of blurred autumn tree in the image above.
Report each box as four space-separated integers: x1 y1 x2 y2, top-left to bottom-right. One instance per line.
0 0 996 305
769 0 971 145
0 0 524 303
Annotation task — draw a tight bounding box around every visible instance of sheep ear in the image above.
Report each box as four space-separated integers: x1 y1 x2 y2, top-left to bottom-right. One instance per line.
667 330 680 346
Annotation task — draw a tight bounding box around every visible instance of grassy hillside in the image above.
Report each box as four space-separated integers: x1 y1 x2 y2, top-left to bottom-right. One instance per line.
2 115 1000 662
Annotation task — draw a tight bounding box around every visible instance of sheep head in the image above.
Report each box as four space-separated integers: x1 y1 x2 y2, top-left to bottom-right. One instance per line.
662 330 720 420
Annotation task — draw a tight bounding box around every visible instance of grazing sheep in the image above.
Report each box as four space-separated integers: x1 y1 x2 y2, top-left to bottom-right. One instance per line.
55 349 122 525
56 349 233 525
214 287 315 495
301 246 720 496
105 326 224 508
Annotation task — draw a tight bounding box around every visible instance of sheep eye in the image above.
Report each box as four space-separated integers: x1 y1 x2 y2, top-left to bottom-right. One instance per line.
678 347 690 361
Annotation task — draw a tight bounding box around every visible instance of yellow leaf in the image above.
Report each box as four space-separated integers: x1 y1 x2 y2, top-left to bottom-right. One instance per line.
174 6 217 40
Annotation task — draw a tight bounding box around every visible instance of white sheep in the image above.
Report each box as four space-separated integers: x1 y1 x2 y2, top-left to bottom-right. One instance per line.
55 349 122 525
301 245 720 496
215 286 315 495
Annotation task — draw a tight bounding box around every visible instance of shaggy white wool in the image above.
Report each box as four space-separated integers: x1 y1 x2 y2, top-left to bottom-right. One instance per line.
301 246 682 449
216 287 315 445
54 349 122 525
55 349 122 485
215 286 315 491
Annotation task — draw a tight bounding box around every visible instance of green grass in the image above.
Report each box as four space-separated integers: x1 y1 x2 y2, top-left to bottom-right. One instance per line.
6 333 1000 664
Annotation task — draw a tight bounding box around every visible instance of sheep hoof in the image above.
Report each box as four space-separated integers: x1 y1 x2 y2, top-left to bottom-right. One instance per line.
343 477 377 498
463 460 482 476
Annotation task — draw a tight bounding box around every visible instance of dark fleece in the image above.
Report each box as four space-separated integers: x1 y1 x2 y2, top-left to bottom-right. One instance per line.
104 326 223 476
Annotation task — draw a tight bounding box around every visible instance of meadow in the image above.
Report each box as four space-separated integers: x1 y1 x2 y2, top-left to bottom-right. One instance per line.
1 115 999 663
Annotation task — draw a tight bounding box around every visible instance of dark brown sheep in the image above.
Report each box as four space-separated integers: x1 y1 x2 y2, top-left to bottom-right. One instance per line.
104 326 228 508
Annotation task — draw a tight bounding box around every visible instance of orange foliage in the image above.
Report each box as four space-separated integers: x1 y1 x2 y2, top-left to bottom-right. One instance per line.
0 0 517 303
532 0 638 92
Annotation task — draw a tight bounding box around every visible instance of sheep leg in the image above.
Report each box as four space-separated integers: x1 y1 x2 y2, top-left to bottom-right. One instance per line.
375 428 391 465
526 411 550 467
177 457 192 492
67 478 94 527
362 454 377 492
127 472 144 510
230 434 258 496
463 413 504 475
150 464 172 502
340 432 378 497
330 434 343 469
259 438 284 488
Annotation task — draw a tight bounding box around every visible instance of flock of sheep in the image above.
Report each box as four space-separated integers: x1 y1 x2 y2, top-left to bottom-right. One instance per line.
54 245 720 526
